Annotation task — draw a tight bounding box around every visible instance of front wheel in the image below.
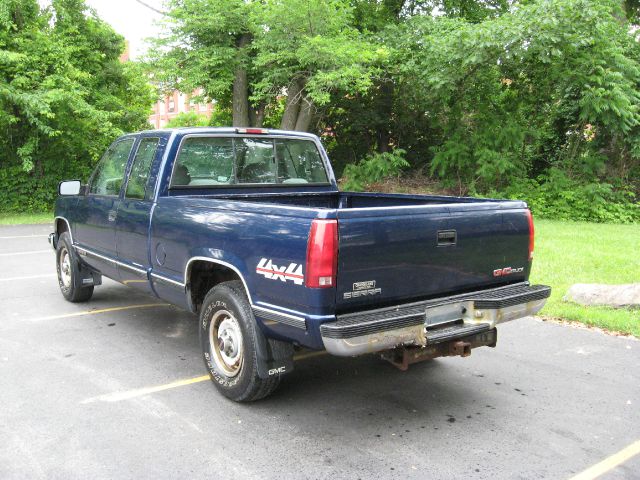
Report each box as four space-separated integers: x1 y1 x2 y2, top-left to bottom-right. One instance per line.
56 232 94 303
199 281 280 402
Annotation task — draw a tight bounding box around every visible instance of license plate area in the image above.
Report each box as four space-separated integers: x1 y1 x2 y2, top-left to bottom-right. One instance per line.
425 302 469 328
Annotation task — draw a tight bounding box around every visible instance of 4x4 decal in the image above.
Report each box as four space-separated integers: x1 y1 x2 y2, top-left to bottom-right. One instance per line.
256 258 304 285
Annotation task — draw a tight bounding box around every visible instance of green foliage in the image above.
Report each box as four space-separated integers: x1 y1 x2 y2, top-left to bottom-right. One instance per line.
151 0 251 105
208 105 233 127
2 0 637 225
166 111 210 128
148 0 384 128
341 149 409 191
385 0 640 189
250 0 382 106
494 169 640 224
320 0 640 223
0 0 154 213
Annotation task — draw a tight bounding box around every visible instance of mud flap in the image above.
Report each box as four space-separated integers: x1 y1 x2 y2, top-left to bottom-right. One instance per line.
253 326 294 379
77 259 102 287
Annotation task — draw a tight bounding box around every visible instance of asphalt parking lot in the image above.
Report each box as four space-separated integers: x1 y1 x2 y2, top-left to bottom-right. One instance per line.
0 223 638 480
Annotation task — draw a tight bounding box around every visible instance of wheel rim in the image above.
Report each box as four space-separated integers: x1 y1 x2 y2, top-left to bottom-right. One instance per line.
209 310 244 377
59 247 72 288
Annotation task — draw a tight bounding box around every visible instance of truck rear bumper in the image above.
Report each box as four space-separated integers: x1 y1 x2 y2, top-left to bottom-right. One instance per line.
320 283 551 356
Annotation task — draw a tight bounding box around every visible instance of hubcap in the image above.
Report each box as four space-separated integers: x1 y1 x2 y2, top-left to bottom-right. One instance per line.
209 310 243 377
59 248 72 288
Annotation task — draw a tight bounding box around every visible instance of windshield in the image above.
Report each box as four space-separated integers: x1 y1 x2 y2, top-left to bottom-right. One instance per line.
170 136 329 187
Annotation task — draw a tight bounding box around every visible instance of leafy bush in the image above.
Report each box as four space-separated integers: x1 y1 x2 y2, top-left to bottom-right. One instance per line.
0 168 58 213
494 169 640 223
341 149 409 191
0 1 154 214
166 111 210 128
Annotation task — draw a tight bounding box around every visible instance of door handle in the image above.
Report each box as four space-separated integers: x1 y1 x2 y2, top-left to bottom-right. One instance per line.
108 210 117 222
437 229 457 246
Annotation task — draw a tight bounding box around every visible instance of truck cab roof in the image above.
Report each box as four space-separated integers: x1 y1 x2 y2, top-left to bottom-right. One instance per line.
138 126 320 140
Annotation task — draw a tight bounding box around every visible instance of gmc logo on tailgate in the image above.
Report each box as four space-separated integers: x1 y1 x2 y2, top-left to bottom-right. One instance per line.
493 266 524 277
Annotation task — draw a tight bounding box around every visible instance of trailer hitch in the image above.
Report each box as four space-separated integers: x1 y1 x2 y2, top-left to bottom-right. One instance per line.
381 328 496 371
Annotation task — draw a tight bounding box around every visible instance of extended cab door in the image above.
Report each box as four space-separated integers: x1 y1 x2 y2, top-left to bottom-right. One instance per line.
74 137 136 280
114 136 164 293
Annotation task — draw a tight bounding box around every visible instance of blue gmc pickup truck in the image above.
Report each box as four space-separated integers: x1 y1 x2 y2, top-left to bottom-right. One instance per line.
50 127 550 401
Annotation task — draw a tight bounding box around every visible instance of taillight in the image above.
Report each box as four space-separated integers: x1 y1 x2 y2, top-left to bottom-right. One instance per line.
305 219 338 288
526 209 534 261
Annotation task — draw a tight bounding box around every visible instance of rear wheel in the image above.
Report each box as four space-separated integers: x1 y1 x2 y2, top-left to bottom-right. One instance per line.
199 281 280 402
56 232 94 303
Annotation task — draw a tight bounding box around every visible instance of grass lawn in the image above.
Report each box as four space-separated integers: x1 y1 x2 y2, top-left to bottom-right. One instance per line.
530 219 640 337
0 212 53 225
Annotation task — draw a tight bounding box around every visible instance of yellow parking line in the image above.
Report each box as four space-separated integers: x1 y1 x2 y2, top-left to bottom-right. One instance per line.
81 350 330 403
569 439 640 480
293 350 328 361
82 375 210 403
29 303 171 321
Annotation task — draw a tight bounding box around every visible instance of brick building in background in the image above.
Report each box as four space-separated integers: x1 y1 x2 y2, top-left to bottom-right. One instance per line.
118 39 214 128
148 89 215 129
119 40 130 63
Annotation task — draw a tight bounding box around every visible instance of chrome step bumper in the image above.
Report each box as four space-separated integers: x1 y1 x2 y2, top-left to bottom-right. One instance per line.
48 232 57 250
320 283 551 356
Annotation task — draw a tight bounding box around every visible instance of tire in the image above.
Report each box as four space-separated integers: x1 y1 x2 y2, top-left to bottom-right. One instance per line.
199 280 280 402
56 232 94 303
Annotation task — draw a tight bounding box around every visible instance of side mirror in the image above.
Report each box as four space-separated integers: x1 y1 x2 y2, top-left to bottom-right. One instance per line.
59 180 81 196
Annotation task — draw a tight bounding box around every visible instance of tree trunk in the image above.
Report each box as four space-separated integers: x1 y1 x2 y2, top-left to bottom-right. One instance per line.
294 95 314 132
280 78 305 131
232 34 251 127
377 129 390 153
232 68 250 127
249 102 266 127
376 80 394 152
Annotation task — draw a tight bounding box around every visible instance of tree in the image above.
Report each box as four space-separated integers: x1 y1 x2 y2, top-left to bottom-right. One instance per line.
0 0 155 212
149 0 382 130
316 0 640 187
386 0 640 191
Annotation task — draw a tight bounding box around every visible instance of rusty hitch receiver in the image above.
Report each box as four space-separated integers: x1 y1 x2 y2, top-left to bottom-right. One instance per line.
381 328 497 371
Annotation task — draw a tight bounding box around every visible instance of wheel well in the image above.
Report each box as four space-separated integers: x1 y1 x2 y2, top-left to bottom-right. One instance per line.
56 218 69 238
187 261 243 313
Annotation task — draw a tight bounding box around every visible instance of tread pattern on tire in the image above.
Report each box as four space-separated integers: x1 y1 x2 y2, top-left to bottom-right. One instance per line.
56 232 94 303
201 281 281 402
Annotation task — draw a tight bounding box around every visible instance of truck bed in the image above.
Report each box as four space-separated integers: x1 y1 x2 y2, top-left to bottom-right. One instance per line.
166 190 531 313
169 190 508 210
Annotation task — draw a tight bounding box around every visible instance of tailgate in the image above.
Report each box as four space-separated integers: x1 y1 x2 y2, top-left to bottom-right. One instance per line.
335 202 532 311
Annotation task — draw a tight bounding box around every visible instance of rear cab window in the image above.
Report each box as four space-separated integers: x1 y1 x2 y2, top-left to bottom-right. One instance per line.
170 136 329 188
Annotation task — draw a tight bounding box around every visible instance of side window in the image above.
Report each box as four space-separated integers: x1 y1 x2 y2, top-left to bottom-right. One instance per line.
171 137 235 187
89 139 135 196
126 138 159 199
